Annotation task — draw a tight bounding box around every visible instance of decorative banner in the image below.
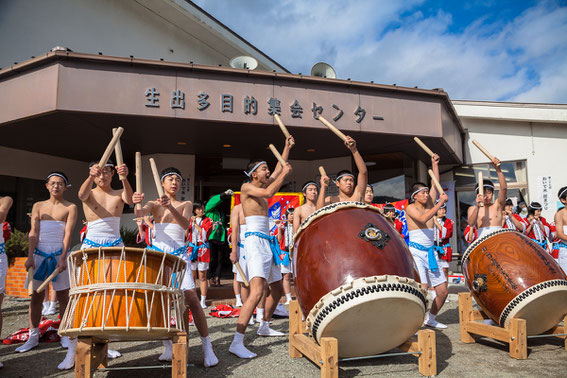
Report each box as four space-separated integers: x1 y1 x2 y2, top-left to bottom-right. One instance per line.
231 192 304 234
537 175 552 212
376 199 409 244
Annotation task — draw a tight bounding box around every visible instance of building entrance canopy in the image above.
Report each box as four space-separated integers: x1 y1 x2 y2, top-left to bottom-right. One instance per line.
0 52 463 164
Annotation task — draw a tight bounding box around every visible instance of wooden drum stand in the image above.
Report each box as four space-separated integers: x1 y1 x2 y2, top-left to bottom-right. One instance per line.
459 292 567 359
288 300 437 377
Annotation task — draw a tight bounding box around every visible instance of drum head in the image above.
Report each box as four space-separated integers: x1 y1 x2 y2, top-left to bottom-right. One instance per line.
501 279 567 335
307 275 427 358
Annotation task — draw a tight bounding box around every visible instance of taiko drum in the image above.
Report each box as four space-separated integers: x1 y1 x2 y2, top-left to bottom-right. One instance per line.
463 229 567 335
59 247 186 341
293 202 427 358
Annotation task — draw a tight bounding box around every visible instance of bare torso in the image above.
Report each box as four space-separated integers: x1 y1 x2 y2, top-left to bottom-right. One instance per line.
147 199 192 225
240 183 269 218
36 199 75 222
293 201 317 233
406 203 435 231
82 187 126 221
468 202 503 229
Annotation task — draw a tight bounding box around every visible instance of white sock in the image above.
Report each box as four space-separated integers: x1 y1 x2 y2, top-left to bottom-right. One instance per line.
58 338 77 370
286 293 292 302
200 296 207 308
60 336 70 349
235 294 242 306
15 328 40 352
159 340 173 361
41 301 49 314
256 308 264 322
200 336 218 367
107 348 121 359
229 332 257 359
257 320 284 336
45 301 57 315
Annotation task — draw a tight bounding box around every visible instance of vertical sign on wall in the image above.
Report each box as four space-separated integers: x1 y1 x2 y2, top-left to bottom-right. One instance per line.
537 175 552 211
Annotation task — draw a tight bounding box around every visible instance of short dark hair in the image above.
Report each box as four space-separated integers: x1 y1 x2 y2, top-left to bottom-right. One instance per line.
301 181 318 193
528 201 542 216
160 167 182 181
475 179 495 193
383 203 395 212
46 171 70 186
193 201 204 210
505 199 513 207
336 170 354 181
366 184 374 194
558 186 567 201
245 160 266 177
89 159 115 169
409 182 428 203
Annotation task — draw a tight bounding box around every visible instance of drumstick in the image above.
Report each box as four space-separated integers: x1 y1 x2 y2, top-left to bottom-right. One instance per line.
135 152 143 211
98 127 123 168
234 262 249 287
318 116 354 146
427 169 445 196
149 158 165 198
27 268 34 296
472 140 500 167
414 137 439 162
478 172 485 208
112 128 126 180
318 166 329 185
274 114 294 146
268 144 286 166
36 268 61 293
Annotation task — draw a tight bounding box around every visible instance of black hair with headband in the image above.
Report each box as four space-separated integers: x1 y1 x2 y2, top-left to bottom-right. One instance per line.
475 179 495 193
409 182 428 203
160 167 182 182
383 203 395 212
46 171 71 187
505 198 513 207
558 186 567 201
301 181 318 193
366 184 374 194
89 159 115 169
528 201 542 216
336 169 354 182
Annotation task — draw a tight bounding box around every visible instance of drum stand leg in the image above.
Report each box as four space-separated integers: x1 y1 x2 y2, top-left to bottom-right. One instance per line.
75 337 108 378
172 332 188 378
288 300 436 377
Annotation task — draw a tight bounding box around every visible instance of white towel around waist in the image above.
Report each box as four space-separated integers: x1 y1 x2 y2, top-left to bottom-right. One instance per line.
408 228 434 248
38 220 65 250
245 216 269 234
478 226 501 239
86 217 121 240
153 223 186 251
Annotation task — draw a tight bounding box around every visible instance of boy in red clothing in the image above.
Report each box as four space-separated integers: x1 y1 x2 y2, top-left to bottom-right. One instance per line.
189 201 214 309
433 202 453 280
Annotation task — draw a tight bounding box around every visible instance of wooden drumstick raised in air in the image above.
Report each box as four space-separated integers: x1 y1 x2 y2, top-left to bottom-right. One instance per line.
99 127 123 168
149 158 165 198
234 262 249 287
36 268 61 293
428 169 445 196
112 128 126 180
477 171 485 208
318 166 329 185
135 152 143 211
27 268 34 296
269 144 286 166
274 114 294 147
318 116 354 146
414 137 439 162
472 140 500 167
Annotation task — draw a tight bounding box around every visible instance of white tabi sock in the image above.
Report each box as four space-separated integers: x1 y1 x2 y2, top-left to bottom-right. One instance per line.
285 293 292 303
60 336 70 349
200 296 207 308
41 301 49 315
229 332 257 359
257 320 284 336
159 340 173 361
235 294 243 307
107 348 121 358
45 301 57 316
200 335 219 367
15 328 40 352
424 312 447 329
58 338 77 370
256 307 264 323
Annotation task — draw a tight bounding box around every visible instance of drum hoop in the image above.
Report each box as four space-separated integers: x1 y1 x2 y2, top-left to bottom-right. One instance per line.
69 282 184 296
499 279 567 327
462 228 519 263
293 201 383 244
68 246 187 267
305 275 427 343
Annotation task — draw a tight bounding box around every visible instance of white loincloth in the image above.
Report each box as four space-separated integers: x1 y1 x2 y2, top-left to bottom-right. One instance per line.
408 228 446 287
244 216 282 284
82 217 123 248
32 220 70 291
152 223 194 291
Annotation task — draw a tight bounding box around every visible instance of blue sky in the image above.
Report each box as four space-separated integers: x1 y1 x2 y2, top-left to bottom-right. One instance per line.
194 0 567 103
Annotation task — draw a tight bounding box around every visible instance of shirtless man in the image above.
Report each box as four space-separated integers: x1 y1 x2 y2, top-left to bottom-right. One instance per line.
230 203 250 310
17 172 77 355
405 155 449 329
58 160 133 370
317 136 367 208
229 136 293 359
133 167 218 367
553 186 567 273
293 181 318 234
466 157 506 239
0 195 13 368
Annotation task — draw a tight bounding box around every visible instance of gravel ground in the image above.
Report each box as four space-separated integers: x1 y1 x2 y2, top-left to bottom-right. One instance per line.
1 285 566 377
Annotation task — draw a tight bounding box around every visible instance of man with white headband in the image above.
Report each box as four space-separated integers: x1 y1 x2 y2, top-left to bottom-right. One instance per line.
229 136 293 359
553 186 567 273
317 135 368 208
466 156 506 239
0 195 13 368
526 201 552 250
132 167 218 367
16 172 77 357
58 160 133 370
405 154 449 329
293 181 318 234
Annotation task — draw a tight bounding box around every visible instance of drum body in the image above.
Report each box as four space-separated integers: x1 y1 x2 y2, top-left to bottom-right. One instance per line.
463 229 567 335
59 247 186 341
293 202 427 358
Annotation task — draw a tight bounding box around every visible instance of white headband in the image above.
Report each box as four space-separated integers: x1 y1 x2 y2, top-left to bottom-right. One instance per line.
336 173 354 182
244 161 266 177
559 187 567 199
46 173 71 187
161 172 182 181
411 186 428 199
475 184 495 193
530 203 542 210
302 181 317 193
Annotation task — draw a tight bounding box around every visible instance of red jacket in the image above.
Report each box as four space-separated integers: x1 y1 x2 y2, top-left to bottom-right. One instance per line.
188 217 213 262
436 217 453 262
527 217 551 241
503 214 528 233
2 222 11 242
464 225 477 244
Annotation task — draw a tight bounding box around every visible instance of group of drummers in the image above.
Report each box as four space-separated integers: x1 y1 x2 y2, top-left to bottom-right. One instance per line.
0 128 566 371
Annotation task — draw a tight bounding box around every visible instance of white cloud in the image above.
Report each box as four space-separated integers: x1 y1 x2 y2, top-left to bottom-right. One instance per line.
195 0 567 103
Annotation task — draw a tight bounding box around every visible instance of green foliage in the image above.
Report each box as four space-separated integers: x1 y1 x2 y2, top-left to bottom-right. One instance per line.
121 226 144 248
5 228 29 266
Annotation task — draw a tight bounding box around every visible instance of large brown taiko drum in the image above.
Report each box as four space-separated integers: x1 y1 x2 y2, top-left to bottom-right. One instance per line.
293 202 427 358
463 229 567 335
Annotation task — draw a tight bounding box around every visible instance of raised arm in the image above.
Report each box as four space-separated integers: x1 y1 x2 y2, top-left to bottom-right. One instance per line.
117 163 134 205
493 158 507 208
243 163 292 199
269 136 294 182
429 154 440 203
78 165 100 202
317 174 331 209
406 193 448 224
346 136 368 199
